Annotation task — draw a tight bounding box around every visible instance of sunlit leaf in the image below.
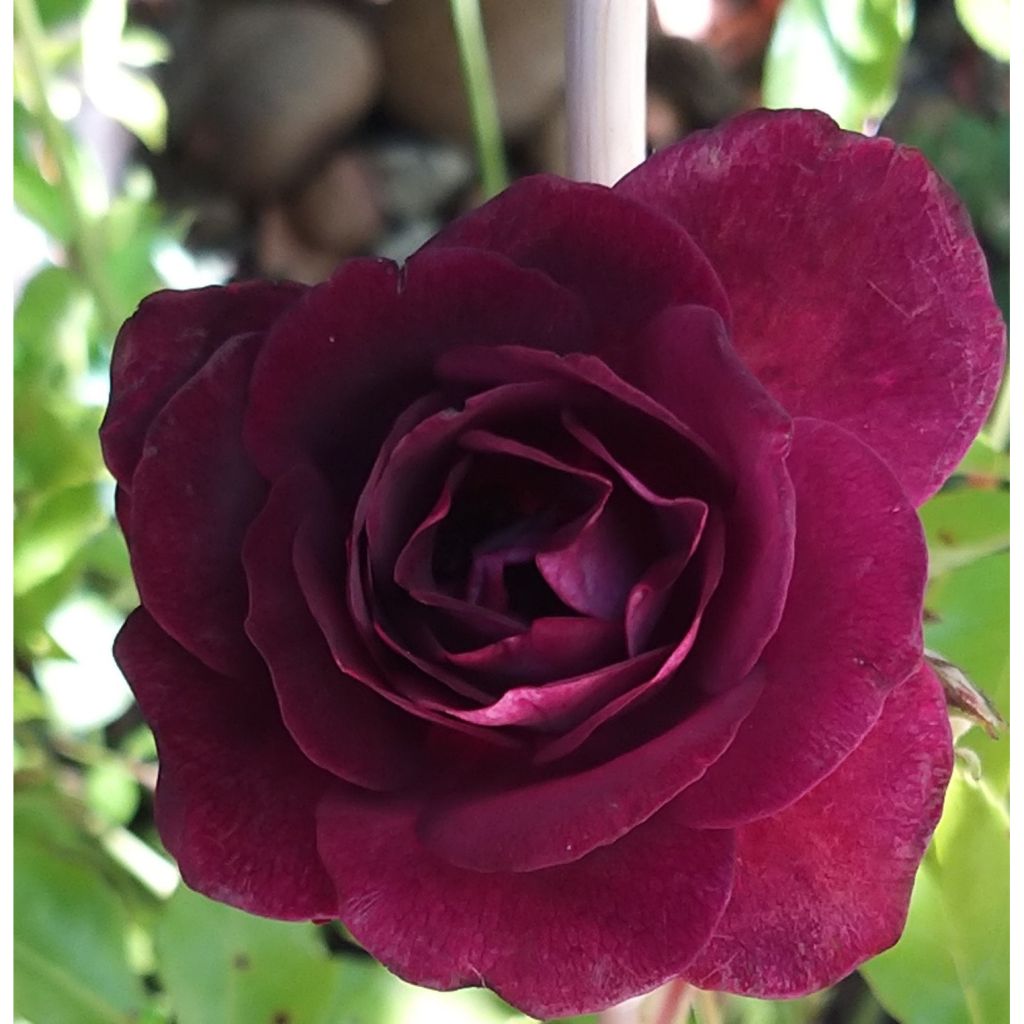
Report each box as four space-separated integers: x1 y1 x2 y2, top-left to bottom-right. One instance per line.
925 553 1009 794
85 758 141 827
920 488 1009 577
14 809 150 1024
763 0 913 131
954 0 1010 62
156 887 388 1024
13 482 106 595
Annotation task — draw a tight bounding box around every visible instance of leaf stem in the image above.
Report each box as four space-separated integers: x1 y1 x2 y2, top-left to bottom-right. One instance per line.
449 0 508 199
13 0 121 330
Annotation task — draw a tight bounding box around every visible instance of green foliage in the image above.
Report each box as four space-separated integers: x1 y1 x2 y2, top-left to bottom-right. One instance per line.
156 888 387 1024
763 0 913 130
954 0 1010 62
14 790 152 1024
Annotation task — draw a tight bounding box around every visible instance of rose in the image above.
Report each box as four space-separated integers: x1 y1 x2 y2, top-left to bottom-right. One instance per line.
102 110 1004 1018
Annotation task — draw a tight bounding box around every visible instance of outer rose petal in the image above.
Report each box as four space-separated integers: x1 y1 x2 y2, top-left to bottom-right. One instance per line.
426 174 731 339
127 333 266 676
416 669 762 872
115 609 336 920
617 108 1005 504
684 662 952 995
673 417 927 827
318 792 735 1019
101 280 303 485
244 248 590 483
243 463 425 791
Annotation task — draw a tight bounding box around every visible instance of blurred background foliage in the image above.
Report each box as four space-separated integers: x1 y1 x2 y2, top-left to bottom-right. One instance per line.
11 0 1010 1022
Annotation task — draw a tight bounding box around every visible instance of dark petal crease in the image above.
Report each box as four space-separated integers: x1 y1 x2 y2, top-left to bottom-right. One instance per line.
672 418 927 827
243 464 425 790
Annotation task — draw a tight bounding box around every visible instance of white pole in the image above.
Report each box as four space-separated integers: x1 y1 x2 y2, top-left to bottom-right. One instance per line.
565 0 648 185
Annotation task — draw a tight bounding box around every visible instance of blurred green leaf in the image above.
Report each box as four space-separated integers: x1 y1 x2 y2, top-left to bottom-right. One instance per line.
14 265 95 385
86 758 141 826
764 0 913 130
953 439 1009 484
954 0 1010 62
925 553 1009 794
929 770 1009 1023
14 670 50 722
14 811 150 1024
36 0 88 27
157 887 387 1024
920 488 1009 576
14 481 106 594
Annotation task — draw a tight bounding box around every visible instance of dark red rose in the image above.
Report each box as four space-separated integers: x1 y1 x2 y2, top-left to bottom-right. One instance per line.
102 110 1004 1017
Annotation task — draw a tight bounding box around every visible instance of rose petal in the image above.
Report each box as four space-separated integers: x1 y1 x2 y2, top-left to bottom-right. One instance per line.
617 108 1005 504
114 609 335 920
673 417 927 827
244 249 590 484
535 513 726 764
318 790 735 1019
684 662 952 996
611 305 794 688
243 464 425 790
127 333 266 676
446 616 624 693
426 174 730 341
417 669 763 872
101 280 303 485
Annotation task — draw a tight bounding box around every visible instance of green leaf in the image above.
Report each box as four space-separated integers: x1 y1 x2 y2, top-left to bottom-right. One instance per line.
13 481 106 594
952 439 1009 484
930 771 1009 1022
954 0 1010 62
763 0 913 131
925 553 1009 794
14 820 149 1024
920 488 1009 577
85 758 141 826
156 887 388 1024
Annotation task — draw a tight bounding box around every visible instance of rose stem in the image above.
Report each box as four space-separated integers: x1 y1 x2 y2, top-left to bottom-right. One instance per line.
565 0 648 186
449 0 509 198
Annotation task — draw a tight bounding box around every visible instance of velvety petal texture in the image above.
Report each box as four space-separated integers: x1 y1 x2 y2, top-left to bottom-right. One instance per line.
103 109 1000 1017
617 109 1005 505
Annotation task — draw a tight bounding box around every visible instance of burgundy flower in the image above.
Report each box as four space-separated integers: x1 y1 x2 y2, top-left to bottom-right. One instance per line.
102 110 1004 1017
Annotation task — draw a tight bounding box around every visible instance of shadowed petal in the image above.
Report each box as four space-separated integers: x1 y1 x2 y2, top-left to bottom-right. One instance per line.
426 174 730 340
101 280 302 485
127 333 266 676
115 609 336 920
416 670 762 872
243 464 425 790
